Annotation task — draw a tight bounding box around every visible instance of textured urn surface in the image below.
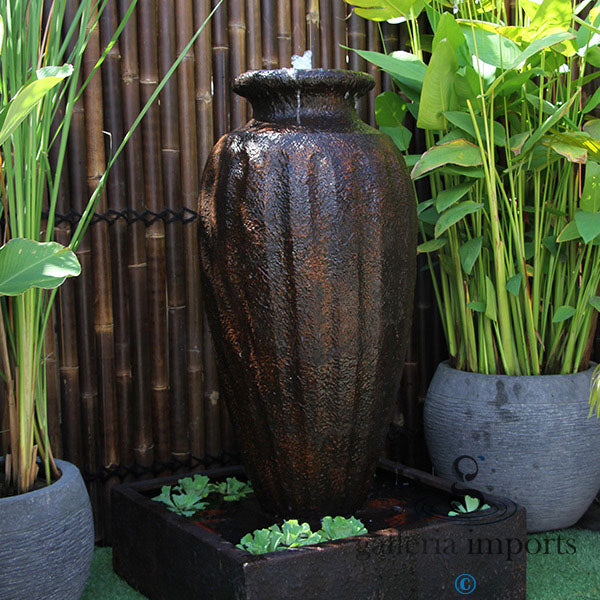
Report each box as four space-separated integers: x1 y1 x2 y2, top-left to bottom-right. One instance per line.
424 361 600 532
198 69 417 516
0 459 94 600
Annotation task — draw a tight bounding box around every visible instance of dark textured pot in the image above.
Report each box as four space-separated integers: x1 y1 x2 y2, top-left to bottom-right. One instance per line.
424 361 600 532
0 458 94 600
198 69 416 517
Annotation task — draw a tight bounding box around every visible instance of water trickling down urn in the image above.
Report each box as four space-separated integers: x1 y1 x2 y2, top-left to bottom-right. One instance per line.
197 64 417 517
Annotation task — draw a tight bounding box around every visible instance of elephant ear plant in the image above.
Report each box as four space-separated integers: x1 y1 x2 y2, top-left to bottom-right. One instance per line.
346 0 600 406
0 0 218 495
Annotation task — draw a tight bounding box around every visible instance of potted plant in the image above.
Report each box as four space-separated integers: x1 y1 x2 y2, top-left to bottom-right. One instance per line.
347 0 600 531
0 2 216 598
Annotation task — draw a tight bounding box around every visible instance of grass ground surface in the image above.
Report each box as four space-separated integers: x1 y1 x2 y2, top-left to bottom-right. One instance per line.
83 528 600 599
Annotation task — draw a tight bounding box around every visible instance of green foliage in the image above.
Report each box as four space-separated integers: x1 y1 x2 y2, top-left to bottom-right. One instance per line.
152 485 210 518
0 239 80 295
237 516 368 555
0 0 219 494
448 495 491 517
152 475 253 517
346 0 600 403
317 516 368 540
210 477 254 501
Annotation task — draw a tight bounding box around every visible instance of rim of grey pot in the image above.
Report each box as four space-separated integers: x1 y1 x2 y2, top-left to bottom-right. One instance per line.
436 359 597 379
232 68 375 100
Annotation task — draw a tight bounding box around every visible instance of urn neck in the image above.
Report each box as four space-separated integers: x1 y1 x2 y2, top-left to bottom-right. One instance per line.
232 69 375 128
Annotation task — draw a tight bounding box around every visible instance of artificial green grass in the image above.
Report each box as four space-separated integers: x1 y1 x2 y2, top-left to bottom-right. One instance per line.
84 528 600 599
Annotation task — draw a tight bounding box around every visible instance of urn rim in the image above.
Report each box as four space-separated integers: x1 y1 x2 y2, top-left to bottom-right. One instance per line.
232 68 375 101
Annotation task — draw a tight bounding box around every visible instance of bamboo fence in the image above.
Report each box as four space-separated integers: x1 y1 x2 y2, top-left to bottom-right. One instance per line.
1 0 455 543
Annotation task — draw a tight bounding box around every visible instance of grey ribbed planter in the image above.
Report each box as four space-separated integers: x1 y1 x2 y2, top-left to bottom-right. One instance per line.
424 361 600 532
0 458 94 600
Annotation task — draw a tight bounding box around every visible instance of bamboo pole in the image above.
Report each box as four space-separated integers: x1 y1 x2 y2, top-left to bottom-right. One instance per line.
100 0 134 470
48 94 82 468
380 23 398 92
261 0 277 68
65 0 103 541
117 0 154 469
348 10 368 120
138 0 171 464
306 0 320 67
158 0 189 463
212 0 231 139
291 0 306 56
246 0 262 71
318 0 331 68
83 1 121 541
192 0 214 458
208 0 232 457
276 0 292 65
228 0 247 128
176 0 205 463
331 0 346 70
366 20 381 127
44 308 63 459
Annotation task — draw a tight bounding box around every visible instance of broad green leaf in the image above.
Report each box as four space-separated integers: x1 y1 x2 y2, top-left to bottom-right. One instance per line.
438 165 486 178
529 0 572 40
419 206 440 225
417 38 459 130
467 301 485 312
411 139 482 179
507 32 574 68
584 119 600 140
349 49 426 96
444 111 507 146
542 131 600 163
348 0 425 21
0 65 73 146
417 199 435 214
459 236 483 274
0 16 3 57
506 273 522 297
525 93 558 116
575 210 600 243
434 201 483 238
557 221 581 242
542 235 558 255
375 91 407 127
590 296 600 312
547 141 588 163
380 125 412 151
433 13 470 65
0 239 81 295
460 22 521 68
552 305 576 323
582 162 600 212
509 132 529 155
485 276 497 321
417 238 447 253
435 182 474 212
493 68 544 97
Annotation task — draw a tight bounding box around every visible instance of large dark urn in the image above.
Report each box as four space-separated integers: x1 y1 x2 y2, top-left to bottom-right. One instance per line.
198 69 416 517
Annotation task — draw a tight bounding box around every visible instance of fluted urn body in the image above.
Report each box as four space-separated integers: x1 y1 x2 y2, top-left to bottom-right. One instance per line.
198 69 416 517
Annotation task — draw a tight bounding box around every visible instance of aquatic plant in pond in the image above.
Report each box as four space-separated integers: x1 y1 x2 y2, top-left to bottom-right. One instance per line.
152 475 253 517
237 516 368 555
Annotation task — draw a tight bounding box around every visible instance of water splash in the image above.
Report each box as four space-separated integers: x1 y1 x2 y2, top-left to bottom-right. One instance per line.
296 89 301 126
291 50 312 70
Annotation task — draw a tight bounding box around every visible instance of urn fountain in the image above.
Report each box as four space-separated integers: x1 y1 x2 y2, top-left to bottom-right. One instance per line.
197 68 417 517
113 67 528 600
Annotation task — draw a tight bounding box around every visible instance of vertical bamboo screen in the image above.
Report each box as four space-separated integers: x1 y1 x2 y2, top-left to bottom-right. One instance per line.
0 0 449 543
